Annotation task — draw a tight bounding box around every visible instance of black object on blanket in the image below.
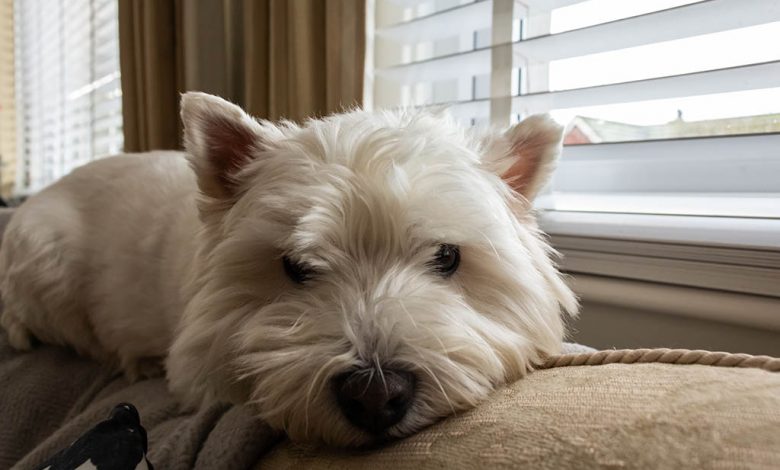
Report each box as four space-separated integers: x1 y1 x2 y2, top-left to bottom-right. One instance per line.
36 403 153 470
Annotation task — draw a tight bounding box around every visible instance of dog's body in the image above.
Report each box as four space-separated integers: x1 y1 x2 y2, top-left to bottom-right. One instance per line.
0 151 198 373
0 93 577 446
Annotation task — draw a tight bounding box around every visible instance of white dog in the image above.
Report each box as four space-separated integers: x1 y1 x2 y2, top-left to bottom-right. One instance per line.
0 92 577 446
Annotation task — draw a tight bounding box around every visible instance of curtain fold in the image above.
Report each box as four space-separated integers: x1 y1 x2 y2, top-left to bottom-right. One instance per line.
119 0 366 152
118 0 184 152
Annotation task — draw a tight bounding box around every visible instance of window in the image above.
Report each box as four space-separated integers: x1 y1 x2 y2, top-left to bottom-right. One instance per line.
371 0 780 297
12 0 123 196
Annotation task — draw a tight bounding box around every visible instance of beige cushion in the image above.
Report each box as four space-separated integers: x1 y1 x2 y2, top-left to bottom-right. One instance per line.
260 362 780 469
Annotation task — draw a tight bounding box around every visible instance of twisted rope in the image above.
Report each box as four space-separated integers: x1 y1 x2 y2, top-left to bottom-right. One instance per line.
540 348 780 372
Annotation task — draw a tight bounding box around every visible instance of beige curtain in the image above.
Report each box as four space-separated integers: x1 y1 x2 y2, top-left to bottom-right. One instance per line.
119 0 366 152
242 0 366 121
118 0 185 152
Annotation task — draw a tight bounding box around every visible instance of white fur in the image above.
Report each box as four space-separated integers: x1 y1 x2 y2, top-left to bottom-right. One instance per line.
0 93 577 446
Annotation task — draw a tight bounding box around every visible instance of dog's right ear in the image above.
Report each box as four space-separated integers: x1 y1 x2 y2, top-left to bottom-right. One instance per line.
181 92 266 200
483 114 564 202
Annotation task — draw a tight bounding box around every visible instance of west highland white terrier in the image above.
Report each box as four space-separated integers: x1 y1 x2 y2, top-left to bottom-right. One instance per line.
0 92 577 446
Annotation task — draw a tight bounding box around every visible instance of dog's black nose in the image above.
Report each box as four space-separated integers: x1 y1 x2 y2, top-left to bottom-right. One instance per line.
334 367 415 434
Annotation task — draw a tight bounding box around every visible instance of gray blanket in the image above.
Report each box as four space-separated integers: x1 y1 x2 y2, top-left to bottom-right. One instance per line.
0 331 281 469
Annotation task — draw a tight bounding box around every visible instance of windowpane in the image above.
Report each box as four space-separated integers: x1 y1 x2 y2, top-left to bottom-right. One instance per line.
554 88 780 144
13 0 123 195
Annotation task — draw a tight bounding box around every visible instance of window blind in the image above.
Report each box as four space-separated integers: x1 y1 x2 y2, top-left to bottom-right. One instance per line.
372 0 780 225
14 0 123 195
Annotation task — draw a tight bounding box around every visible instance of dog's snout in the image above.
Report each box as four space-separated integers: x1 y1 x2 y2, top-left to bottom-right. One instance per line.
334 368 415 435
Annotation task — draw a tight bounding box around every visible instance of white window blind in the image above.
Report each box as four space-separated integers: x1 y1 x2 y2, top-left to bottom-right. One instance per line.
14 0 123 196
372 0 780 249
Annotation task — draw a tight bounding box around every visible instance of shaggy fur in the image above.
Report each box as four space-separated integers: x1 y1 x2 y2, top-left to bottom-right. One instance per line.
0 93 577 446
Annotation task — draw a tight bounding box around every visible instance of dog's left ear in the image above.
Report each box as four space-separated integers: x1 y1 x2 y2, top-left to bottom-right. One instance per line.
487 114 564 201
181 92 266 200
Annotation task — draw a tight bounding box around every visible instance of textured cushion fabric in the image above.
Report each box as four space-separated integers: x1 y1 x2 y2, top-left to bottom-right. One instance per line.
259 363 780 470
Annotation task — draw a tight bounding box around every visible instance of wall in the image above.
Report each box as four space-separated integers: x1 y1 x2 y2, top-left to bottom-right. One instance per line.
570 274 780 357
0 0 16 199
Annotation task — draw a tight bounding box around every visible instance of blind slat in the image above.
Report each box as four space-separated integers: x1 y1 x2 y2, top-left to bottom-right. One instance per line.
438 99 490 121
520 0 588 10
378 47 491 83
537 193 780 218
514 0 780 62
513 60 780 115
379 0 492 43
383 0 587 8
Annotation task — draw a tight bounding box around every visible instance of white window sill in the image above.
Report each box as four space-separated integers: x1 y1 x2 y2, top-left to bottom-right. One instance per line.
536 192 780 219
538 210 780 298
538 209 780 250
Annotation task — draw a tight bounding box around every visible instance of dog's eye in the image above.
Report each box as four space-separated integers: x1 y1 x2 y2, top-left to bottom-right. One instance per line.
430 244 460 277
283 256 314 284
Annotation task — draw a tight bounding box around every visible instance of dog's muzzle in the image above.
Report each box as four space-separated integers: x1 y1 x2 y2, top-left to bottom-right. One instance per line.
333 367 416 435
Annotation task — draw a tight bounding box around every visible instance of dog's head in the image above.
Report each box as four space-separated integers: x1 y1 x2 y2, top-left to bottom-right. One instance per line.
167 92 577 446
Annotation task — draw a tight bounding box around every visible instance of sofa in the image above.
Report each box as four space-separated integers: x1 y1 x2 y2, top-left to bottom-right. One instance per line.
1 208 779 469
